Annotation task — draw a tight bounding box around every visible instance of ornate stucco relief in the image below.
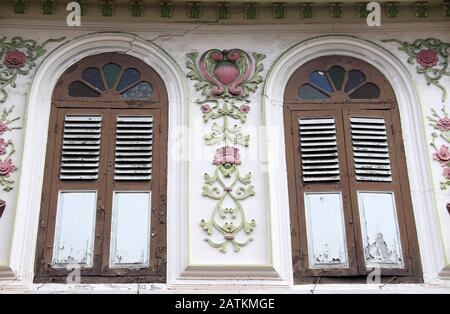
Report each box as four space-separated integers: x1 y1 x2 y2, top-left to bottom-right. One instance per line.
0 36 64 218
384 38 450 211
186 49 265 252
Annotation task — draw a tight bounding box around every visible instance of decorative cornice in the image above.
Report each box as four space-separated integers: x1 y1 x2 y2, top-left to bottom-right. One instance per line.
1 19 449 33
5 1 450 21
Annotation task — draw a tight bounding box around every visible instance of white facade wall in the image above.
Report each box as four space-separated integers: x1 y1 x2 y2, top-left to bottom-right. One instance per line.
0 20 449 292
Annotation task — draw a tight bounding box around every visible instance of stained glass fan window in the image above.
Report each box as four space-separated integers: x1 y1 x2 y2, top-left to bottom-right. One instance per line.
298 66 380 100
68 64 153 99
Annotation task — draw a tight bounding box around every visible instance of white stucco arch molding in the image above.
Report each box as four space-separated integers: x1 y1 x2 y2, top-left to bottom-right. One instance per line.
263 35 446 284
8 32 189 288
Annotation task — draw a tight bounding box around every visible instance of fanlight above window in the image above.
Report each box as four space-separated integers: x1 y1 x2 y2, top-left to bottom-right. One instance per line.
298 66 381 100
68 63 153 99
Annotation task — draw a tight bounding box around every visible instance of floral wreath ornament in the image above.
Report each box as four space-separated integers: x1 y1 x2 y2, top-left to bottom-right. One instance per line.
186 49 265 253
382 38 450 102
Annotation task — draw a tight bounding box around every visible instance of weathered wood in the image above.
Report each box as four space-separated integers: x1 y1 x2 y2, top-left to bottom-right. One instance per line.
284 55 422 282
34 53 168 283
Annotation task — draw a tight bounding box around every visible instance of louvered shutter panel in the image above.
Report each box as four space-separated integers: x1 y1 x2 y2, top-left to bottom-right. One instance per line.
114 116 153 181
60 115 102 180
350 117 392 182
299 117 340 182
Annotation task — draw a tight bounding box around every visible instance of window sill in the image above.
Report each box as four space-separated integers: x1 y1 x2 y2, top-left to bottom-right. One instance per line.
1 282 449 294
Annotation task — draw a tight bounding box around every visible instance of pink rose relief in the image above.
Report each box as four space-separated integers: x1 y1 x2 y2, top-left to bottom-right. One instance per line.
3 50 27 69
0 159 16 177
210 52 224 62
0 138 8 155
0 122 8 135
227 51 241 62
443 167 450 180
239 104 250 113
437 117 450 131
416 49 439 68
213 146 241 165
434 145 450 163
201 104 212 113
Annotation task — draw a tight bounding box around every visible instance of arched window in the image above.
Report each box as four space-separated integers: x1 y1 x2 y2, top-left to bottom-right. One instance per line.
284 56 422 282
34 53 168 283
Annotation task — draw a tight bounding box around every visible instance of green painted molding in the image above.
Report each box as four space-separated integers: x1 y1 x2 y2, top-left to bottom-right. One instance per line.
444 0 450 17
273 3 287 19
217 2 231 19
101 0 114 16
5 1 448 22
301 2 314 18
330 2 343 18
41 0 54 15
187 1 201 18
129 0 144 17
244 3 258 19
356 2 369 18
386 1 399 17
415 1 429 18
13 0 27 14
160 1 172 18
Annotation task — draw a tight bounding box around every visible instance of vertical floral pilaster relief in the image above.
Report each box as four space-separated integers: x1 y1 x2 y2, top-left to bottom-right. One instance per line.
186 49 265 253
0 36 64 219
0 106 20 192
429 104 450 190
384 38 450 211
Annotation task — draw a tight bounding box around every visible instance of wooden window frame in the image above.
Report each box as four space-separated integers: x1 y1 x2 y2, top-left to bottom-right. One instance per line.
284 56 423 284
34 53 168 283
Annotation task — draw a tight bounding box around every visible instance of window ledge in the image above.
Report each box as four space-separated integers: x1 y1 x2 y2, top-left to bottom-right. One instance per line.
0 282 449 294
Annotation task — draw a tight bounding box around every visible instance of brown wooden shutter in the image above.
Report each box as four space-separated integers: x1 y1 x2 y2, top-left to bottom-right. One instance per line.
114 116 153 181
299 117 340 182
350 117 392 182
35 53 168 283
285 56 422 283
60 115 102 180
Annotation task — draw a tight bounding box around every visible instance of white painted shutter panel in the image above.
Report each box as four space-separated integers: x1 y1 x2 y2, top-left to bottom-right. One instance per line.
350 117 392 182
60 115 102 180
299 117 340 182
114 116 153 181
